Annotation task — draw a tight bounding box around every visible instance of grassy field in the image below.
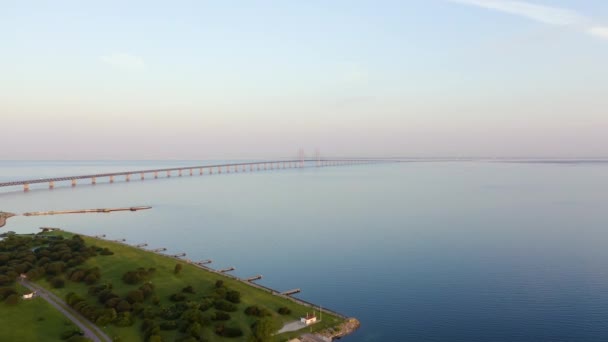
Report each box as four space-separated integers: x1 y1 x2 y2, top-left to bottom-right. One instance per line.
0 283 80 341
36 231 344 341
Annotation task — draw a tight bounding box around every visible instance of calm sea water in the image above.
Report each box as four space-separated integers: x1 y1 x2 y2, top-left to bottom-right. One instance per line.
2 160 608 342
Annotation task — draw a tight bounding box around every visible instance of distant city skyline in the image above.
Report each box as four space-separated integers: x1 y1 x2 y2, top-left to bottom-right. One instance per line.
2 0 608 159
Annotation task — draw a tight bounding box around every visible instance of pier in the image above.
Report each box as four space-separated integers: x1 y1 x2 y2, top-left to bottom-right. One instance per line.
281 288 301 296
194 260 212 266
218 267 235 273
151 248 167 252
246 275 263 282
170 253 186 258
134 243 148 248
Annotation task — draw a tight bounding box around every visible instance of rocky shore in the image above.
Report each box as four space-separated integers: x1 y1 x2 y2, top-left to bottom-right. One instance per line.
316 318 361 340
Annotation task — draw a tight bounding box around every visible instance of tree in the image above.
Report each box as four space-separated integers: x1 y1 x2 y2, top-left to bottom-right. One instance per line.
251 318 280 341
51 277 65 288
226 290 240 304
278 307 291 315
5 293 19 305
115 300 132 313
174 264 182 275
126 290 145 304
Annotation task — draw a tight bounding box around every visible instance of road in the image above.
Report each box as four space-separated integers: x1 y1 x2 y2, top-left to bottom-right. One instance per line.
20 280 111 342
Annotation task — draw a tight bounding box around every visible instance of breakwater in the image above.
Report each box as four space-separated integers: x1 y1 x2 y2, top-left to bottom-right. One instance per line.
22 206 151 216
0 212 15 228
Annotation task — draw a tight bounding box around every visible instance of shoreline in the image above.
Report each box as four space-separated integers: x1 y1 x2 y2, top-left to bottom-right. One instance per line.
0 212 15 228
55 229 360 341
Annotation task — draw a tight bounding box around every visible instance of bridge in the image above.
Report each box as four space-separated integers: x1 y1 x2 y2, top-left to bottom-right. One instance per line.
0 159 395 191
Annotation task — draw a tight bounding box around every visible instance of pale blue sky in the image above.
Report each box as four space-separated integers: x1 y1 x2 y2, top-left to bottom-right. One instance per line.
2 0 608 159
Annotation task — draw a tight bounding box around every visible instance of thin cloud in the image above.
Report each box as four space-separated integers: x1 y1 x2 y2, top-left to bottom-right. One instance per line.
449 0 608 40
588 26 608 39
100 53 146 70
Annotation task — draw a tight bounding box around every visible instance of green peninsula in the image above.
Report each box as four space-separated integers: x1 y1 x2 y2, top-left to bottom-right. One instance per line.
0 230 357 341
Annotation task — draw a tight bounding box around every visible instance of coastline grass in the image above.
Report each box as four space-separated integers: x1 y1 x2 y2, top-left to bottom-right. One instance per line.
0 283 80 342
37 231 344 341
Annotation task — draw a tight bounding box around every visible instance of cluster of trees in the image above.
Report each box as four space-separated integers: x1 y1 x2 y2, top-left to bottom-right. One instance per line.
245 305 272 317
122 267 156 285
67 267 101 285
0 234 110 306
1 234 288 341
137 281 250 341
278 306 292 315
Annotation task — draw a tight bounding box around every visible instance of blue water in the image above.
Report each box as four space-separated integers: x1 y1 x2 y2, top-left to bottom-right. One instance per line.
2 160 608 341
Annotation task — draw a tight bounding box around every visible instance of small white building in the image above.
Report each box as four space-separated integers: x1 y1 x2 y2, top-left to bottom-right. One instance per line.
22 292 35 300
300 313 317 325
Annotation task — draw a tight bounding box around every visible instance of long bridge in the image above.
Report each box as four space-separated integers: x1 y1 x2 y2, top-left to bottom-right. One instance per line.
0 159 396 191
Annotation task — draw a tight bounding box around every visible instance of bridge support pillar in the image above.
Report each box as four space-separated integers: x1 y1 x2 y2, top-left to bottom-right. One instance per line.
24 183 29 192
109 175 114 183
126 174 131 182
91 177 96 185
209 168 213 174
141 173 145 180
71 179 77 187
190 169 193 176
178 170 182 177
167 171 171 177
49 181 54 189
154 172 158 179
199 168 203 175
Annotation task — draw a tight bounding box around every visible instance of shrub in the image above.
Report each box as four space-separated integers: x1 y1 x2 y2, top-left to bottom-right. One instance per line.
51 277 65 288
182 285 195 294
214 280 224 288
115 300 132 313
160 321 178 330
245 305 271 317
5 293 19 305
114 311 135 327
251 318 281 341
215 300 237 312
170 293 186 302
211 311 231 321
225 290 240 304
126 290 145 304
99 248 114 256
214 323 243 338
0 287 17 300
122 268 154 285
174 264 182 275
0 275 13 286
278 307 291 315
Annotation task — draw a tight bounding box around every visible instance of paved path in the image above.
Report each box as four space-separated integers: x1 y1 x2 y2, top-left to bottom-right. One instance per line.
20 280 111 342
278 320 308 334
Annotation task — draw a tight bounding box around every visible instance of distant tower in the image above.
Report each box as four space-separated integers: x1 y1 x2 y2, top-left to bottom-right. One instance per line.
298 148 305 168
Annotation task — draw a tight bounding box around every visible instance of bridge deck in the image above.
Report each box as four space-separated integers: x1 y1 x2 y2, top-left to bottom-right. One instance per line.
0 159 389 187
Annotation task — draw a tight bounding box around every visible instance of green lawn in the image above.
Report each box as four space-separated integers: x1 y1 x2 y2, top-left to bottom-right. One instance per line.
37 231 343 341
0 283 81 341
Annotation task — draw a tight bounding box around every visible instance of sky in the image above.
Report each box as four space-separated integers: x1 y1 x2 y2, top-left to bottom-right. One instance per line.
2 0 608 159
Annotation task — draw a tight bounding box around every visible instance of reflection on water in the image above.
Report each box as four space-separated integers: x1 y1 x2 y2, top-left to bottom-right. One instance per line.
1 161 608 341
